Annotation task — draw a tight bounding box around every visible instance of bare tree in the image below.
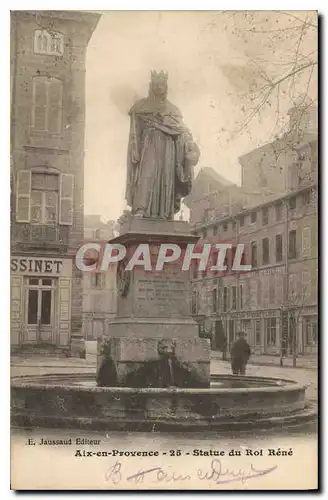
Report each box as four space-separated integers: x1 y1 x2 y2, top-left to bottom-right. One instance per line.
222 12 318 140
286 275 315 367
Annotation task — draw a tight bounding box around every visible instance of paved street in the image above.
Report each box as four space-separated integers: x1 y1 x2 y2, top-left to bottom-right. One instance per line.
212 351 317 370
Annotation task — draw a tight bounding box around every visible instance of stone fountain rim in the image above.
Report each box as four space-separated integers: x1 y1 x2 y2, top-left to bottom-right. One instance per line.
11 373 307 394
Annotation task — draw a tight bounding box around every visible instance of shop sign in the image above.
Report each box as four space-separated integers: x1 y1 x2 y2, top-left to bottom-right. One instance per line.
11 256 72 277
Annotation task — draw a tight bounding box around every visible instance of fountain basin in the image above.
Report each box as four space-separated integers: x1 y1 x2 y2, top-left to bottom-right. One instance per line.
11 374 316 431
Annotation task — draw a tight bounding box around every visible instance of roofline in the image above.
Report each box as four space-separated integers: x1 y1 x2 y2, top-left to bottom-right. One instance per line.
11 10 101 41
239 132 318 164
193 166 236 185
192 183 318 230
184 186 242 207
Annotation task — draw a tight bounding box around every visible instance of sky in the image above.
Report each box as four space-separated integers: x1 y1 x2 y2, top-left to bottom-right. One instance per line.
83 11 317 223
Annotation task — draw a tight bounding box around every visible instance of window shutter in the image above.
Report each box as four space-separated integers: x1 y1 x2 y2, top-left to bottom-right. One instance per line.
48 78 63 133
32 77 63 133
16 170 31 223
59 174 74 225
32 77 47 131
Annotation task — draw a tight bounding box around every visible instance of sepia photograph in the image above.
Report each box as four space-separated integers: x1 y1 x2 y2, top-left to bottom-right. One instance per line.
10 8 318 490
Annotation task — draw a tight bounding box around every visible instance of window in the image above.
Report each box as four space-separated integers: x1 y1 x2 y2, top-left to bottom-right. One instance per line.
213 225 218 236
192 263 198 280
232 220 236 229
31 76 63 134
304 318 317 346
289 273 297 299
251 241 258 267
231 286 237 310
34 30 64 56
289 230 297 259
95 229 101 239
223 223 228 232
91 273 102 289
269 279 275 305
41 289 52 325
191 290 198 314
239 284 243 310
240 246 247 267
275 202 283 221
289 196 297 210
26 278 55 326
302 227 311 256
202 227 207 239
212 288 218 312
223 287 228 312
239 216 245 227
275 234 283 262
262 238 269 265
266 318 277 346
302 271 311 298
262 276 269 308
249 279 257 308
30 172 59 225
262 207 269 225
275 275 284 303
257 279 262 307
250 211 257 224
255 320 261 345
27 289 38 324
302 191 310 205
16 171 74 226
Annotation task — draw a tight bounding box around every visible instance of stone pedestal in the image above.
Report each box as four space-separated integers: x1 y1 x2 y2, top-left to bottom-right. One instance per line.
97 218 210 387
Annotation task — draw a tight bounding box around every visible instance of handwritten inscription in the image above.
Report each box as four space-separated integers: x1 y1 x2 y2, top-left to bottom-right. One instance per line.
105 459 278 486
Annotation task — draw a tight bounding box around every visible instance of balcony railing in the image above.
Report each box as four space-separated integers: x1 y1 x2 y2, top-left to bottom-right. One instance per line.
11 223 69 251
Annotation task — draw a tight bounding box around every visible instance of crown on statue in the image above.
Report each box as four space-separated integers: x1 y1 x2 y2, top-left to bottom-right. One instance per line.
150 70 168 83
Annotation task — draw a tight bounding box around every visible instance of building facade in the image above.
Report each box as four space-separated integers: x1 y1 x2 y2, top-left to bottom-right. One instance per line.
191 183 318 357
82 215 117 340
239 104 318 197
10 11 100 353
188 101 318 357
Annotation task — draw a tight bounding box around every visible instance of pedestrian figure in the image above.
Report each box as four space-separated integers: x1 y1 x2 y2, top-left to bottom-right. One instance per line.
231 331 251 375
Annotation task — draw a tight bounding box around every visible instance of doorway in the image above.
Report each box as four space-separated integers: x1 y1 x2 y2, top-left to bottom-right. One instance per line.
24 277 57 344
92 319 104 340
228 320 235 349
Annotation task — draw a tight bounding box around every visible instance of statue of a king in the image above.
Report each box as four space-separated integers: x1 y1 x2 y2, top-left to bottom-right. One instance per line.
125 71 200 220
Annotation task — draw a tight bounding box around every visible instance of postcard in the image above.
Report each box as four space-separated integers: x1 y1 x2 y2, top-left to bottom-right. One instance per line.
10 10 318 490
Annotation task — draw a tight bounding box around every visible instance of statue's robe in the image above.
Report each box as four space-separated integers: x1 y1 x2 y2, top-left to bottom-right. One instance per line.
125 97 200 219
